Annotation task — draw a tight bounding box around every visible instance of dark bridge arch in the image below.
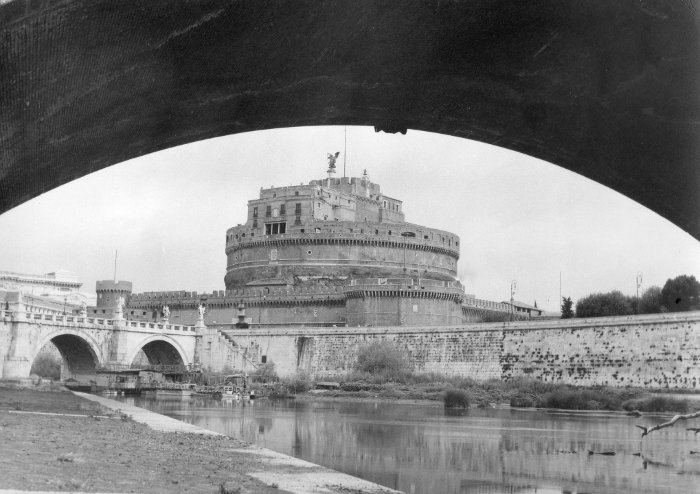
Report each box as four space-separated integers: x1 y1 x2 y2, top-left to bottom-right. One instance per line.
1 1 698 239
131 338 186 367
34 332 102 380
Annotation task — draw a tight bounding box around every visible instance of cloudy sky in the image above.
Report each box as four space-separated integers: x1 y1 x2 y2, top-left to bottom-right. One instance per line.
1 125 698 312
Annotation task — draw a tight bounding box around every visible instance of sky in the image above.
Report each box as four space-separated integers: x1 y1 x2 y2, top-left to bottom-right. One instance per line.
0 125 698 312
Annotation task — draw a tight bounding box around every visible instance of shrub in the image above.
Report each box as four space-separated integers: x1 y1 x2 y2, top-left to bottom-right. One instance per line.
251 362 278 383
282 371 312 394
354 341 410 378
622 396 691 413
541 389 620 410
510 393 537 408
30 353 61 381
443 389 470 408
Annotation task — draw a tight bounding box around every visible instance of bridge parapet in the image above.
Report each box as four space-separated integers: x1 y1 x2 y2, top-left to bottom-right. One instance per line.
0 310 197 333
121 319 197 333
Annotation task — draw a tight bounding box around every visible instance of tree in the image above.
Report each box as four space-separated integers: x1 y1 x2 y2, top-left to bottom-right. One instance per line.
638 286 663 314
660 275 700 312
575 291 634 318
560 296 574 319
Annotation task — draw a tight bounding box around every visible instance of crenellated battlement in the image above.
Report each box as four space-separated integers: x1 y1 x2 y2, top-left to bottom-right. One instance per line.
345 277 465 302
129 284 348 309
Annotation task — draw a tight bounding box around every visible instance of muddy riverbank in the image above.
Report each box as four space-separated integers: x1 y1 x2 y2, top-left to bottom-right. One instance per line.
0 384 398 493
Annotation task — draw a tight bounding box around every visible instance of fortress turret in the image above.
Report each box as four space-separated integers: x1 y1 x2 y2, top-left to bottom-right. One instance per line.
91 280 132 318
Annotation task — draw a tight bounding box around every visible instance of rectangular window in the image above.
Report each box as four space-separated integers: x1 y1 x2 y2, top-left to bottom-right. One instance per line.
266 222 286 234
295 216 301 225
261 355 267 363
253 220 258 228
253 207 258 218
280 204 286 215
295 191 299 196
265 205 271 217
295 203 301 214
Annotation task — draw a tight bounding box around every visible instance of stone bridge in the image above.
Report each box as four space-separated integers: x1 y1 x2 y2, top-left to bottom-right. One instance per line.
0 309 202 380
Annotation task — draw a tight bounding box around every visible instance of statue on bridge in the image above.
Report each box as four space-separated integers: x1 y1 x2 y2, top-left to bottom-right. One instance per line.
115 296 125 319
197 303 206 322
79 300 87 316
162 304 170 322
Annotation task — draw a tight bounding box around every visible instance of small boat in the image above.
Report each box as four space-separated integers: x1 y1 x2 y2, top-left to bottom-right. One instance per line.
155 382 196 398
221 385 241 399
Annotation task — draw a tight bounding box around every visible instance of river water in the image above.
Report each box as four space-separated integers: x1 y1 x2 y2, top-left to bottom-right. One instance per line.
115 395 700 494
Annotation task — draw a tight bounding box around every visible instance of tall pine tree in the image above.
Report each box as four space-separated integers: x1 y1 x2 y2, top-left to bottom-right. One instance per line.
561 296 574 319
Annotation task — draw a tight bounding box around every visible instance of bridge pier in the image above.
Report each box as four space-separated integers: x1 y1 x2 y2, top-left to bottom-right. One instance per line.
2 313 34 379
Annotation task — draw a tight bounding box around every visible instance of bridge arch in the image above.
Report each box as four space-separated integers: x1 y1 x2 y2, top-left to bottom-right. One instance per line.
127 336 190 368
34 330 105 379
0 1 698 240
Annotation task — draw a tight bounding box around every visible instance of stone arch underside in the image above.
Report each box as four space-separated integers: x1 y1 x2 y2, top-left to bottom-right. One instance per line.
47 334 100 378
134 340 186 367
1 1 698 239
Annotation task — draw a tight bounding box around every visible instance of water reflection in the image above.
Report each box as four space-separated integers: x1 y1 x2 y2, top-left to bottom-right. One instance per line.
116 396 700 494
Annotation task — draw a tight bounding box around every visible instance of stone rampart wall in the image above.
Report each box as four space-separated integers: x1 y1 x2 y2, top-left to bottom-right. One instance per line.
219 311 700 389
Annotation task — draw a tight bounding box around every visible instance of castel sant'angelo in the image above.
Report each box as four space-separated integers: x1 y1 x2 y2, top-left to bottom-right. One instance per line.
94 155 521 327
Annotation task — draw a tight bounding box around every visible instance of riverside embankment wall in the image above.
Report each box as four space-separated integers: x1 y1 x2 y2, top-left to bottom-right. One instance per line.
220 311 700 389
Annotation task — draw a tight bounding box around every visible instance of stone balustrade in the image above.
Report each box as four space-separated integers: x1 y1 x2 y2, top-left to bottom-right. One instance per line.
0 310 196 332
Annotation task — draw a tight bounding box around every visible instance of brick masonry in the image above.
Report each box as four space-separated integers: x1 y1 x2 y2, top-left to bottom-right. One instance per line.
220 311 700 389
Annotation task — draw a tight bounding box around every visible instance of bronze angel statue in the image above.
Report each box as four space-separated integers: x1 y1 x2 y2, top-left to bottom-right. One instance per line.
327 151 340 169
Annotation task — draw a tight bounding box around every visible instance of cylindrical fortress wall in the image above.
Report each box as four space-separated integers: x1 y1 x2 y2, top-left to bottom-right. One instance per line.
225 234 459 289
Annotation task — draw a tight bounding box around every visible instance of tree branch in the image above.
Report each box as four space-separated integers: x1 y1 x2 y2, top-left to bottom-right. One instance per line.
636 410 700 437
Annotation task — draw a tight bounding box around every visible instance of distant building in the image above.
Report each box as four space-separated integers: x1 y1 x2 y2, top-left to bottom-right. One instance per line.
500 300 544 318
0 269 94 314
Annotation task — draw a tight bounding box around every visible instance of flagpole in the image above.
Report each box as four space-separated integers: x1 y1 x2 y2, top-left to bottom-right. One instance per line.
343 126 347 178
